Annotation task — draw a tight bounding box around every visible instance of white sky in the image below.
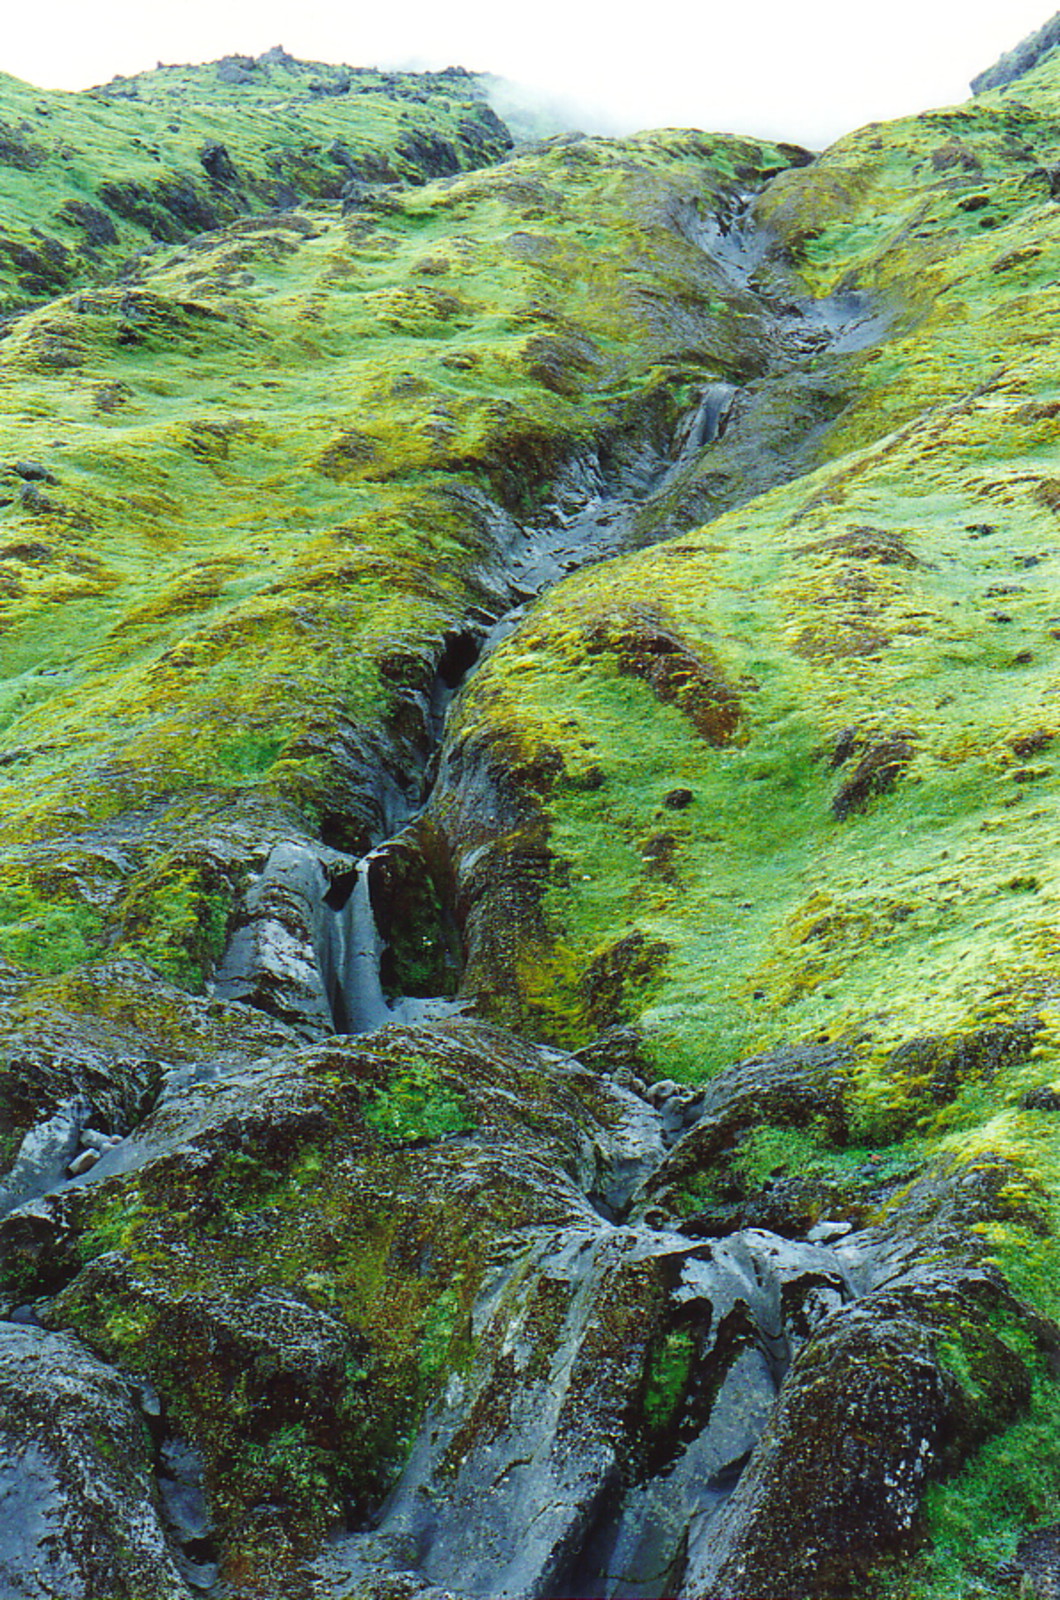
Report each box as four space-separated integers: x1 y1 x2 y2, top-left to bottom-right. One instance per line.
2 1 1056 149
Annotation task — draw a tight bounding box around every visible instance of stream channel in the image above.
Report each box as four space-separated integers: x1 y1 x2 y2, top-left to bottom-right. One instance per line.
0 193 896 1599
210 189 889 1052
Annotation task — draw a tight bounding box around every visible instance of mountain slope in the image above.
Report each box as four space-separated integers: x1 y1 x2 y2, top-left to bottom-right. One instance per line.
0 48 510 311
1 40 1060 1600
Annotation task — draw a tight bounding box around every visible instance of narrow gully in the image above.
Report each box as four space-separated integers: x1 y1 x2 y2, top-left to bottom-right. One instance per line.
321 196 890 1042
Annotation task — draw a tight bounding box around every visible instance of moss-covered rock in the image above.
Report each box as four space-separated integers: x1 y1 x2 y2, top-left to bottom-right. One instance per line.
0 1324 191 1597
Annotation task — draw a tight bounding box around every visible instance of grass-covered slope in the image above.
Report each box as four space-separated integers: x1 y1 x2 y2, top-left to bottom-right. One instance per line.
0 122 800 994
0 48 511 311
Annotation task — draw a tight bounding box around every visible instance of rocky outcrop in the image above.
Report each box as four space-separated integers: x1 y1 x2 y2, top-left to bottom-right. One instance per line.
972 12 1060 94
0 1324 191 1598
0 1014 1049 1598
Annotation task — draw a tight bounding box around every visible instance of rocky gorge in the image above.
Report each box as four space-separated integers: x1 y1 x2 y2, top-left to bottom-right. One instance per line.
3 24 1060 1600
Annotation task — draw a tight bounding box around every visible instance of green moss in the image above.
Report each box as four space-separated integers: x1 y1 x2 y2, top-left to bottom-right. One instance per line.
115 857 235 991
234 1422 340 1524
0 57 513 306
364 1055 475 1144
77 1191 149 1264
0 886 104 973
730 1124 831 1190
641 1326 696 1433
0 121 801 984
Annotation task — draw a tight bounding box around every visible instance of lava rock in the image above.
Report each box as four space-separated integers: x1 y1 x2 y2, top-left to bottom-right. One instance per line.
12 460 58 484
1021 1085 1060 1112
1014 1523 1060 1599
199 141 238 184
57 199 119 247
0 1324 191 1598
831 734 915 818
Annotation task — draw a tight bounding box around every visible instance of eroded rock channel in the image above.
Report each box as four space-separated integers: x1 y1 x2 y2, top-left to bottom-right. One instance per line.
1 184 1055 1600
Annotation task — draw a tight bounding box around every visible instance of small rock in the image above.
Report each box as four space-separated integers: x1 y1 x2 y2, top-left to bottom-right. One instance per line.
158 1439 212 1543
1021 1086 1060 1112
8 1303 45 1326
79 1128 117 1152
199 141 238 184
663 787 694 809
660 1098 690 1145
130 1377 163 1418
647 1078 679 1106
807 1219 853 1243
13 461 58 484
67 1148 100 1177
19 483 57 514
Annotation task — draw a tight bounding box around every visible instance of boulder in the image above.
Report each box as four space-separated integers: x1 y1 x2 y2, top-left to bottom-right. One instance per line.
0 1324 190 1598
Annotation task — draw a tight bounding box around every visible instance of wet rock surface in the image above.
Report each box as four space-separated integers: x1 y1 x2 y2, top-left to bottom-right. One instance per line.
0 1324 191 1598
0 1012 1047 1598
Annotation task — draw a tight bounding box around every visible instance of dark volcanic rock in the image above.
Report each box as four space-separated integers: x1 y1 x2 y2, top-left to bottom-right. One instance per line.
685 1261 1035 1599
199 140 238 184
0 957 298 1214
330 1224 864 1599
40 1022 668 1586
58 199 120 247
0 1324 190 1598
831 734 915 818
632 1041 850 1220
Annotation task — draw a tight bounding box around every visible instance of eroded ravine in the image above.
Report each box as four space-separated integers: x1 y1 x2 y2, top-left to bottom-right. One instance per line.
221 200 907 1597
207 192 894 1057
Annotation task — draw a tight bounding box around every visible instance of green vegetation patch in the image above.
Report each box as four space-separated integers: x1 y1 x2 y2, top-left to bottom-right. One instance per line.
0 884 104 973
364 1054 475 1143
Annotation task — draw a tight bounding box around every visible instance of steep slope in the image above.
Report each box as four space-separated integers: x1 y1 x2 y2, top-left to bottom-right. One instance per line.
2 40 1060 1600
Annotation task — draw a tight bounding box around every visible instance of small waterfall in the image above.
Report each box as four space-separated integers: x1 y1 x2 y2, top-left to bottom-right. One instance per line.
321 854 393 1035
677 382 738 459
281 197 891 1043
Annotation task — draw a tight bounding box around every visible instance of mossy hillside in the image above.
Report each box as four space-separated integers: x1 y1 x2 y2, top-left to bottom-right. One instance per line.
0 53 512 310
448 399 1060 1075
446 57 1060 1076
0 128 804 988
749 57 1060 456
